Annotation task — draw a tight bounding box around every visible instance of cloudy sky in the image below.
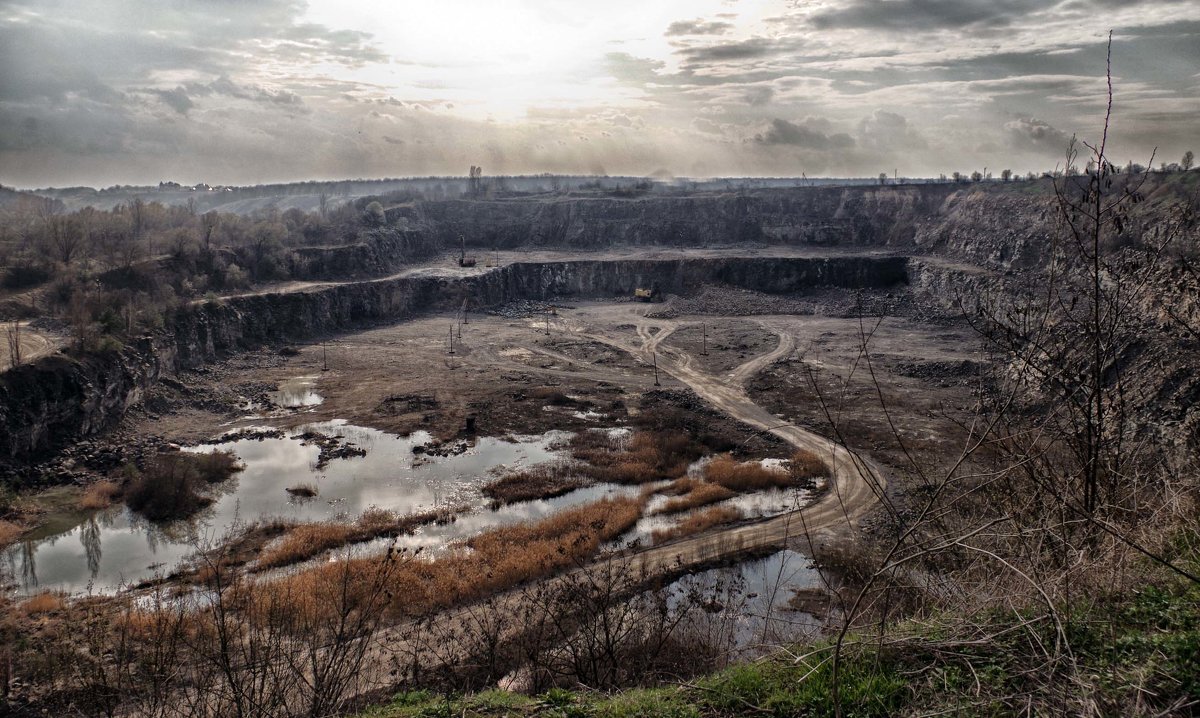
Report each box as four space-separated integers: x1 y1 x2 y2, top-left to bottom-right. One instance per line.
1 0 1197 187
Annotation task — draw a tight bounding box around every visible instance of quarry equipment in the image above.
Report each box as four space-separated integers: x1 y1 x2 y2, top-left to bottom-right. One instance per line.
458 235 477 267
634 285 660 302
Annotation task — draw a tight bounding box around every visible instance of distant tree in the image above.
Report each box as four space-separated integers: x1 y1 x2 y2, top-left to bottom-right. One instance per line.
363 201 385 227
1000 169 1013 182
468 165 483 197
951 171 964 183
938 173 947 183
200 211 220 252
1183 150 1195 171
970 170 983 182
878 172 887 186
6 320 20 368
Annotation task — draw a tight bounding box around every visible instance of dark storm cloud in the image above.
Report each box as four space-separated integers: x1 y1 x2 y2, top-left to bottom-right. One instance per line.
665 19 734 36
154 87 194 115
676 37 779 65
755 119 855 150
809 0 1046 31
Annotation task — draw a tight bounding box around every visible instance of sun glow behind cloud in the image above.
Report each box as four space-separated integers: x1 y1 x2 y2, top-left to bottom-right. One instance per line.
0 0 1196 186
298 0 778 117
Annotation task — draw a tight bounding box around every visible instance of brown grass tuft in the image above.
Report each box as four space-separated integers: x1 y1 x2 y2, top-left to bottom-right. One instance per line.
654 482 736 515
263 495 646 620
789 449 828 480
482 461 588 505
703 454 794 492
0 520 22 548
569 430 700 485
255 505 465 571
19 591 66 615
651 506 742 545
79 480 122 510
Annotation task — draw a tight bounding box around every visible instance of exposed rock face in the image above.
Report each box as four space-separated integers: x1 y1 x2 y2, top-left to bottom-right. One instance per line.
411 185 1059 268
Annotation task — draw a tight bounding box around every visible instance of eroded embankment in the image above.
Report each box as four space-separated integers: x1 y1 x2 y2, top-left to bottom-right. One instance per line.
0 255 918 468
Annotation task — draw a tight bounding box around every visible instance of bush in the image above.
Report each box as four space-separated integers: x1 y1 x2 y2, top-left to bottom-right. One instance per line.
124 451 241 521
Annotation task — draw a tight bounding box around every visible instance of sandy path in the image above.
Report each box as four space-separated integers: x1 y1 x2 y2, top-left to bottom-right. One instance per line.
0 321 60 371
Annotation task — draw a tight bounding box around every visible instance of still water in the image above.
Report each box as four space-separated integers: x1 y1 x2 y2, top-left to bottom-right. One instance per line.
2 422 587 594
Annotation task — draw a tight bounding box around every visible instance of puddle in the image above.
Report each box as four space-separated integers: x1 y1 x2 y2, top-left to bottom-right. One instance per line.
2 423 571 594
619 484 815 549
664 549 825 656
271 376 323 408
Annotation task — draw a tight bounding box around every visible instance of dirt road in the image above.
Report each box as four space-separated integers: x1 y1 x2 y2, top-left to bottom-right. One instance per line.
0 321 61 371
561 305 886 575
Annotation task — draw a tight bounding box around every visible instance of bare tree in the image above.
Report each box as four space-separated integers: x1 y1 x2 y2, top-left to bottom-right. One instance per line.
5 321 20 368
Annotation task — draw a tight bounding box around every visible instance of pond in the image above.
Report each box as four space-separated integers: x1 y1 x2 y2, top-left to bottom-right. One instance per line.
2 422 585 594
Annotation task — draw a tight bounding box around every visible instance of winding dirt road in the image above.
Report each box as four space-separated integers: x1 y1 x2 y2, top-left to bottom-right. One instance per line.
558 304 886 575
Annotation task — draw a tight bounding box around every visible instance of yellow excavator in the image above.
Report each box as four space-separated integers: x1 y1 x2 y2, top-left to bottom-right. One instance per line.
634 284 660 302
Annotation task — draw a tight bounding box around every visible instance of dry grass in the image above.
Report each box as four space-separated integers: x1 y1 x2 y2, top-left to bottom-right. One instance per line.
654 479 736 515
570 430 699 485
703 454 794 492
789 449 828 480
265 496 646 619
255 505 463 571
483 461 589 505
285 482 319 498
651 506 743 545
19 591 66 616
0 519 22 548
78 480 121 510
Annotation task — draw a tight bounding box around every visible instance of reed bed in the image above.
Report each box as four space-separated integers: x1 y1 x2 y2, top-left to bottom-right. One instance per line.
650 506 743 545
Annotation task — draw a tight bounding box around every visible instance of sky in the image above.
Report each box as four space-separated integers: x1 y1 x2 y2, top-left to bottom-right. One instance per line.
0 0 1197 187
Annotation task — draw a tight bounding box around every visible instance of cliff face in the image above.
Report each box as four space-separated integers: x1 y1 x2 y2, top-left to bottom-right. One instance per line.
410 184 1060 268
291 227 439 280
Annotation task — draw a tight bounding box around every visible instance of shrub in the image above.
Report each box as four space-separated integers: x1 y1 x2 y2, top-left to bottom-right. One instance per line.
191 450 242 483
1 263 52 290
124 451 242 521
570 430 700 485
